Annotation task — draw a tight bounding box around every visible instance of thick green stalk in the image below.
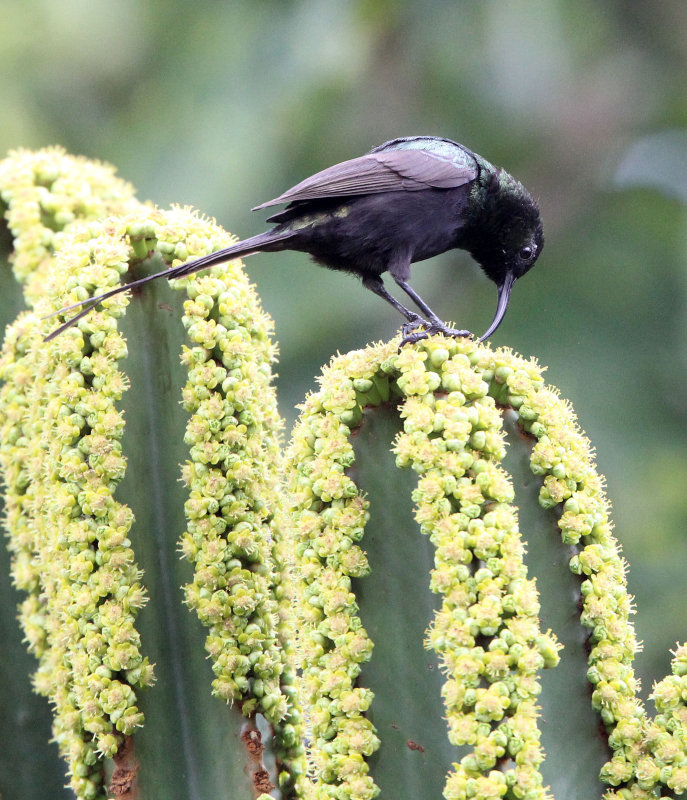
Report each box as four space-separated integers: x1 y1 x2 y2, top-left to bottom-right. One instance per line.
112 279 265 800
500 410 608 797
350 404 462 798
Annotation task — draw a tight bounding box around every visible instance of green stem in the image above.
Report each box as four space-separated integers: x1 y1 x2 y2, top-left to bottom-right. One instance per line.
352 403 463 797
115 275 264 798
501 410 609 798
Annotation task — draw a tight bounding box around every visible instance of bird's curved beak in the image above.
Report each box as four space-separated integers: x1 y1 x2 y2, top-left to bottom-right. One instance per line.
479 271 516 342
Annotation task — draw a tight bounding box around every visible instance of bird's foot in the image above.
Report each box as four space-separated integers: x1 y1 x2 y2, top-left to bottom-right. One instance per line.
401 314 430 339
399 321 473 348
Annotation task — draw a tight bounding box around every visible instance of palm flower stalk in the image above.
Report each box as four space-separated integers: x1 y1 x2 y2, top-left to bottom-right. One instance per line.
282 337 687 800
0 148 303 800
1 147 687 800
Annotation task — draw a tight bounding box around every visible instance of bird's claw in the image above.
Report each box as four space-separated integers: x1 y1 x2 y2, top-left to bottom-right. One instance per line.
399 321 473 348
401 315 430 338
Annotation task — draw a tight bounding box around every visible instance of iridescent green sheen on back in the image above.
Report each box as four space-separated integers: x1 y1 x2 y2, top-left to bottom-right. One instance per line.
371 135 480 173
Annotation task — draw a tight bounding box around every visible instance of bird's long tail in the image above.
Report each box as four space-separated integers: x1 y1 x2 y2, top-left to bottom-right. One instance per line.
44 229 292 341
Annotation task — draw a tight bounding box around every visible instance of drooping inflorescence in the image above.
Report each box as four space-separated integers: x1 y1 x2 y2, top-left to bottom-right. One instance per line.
0 148 304 798
283 335 687 800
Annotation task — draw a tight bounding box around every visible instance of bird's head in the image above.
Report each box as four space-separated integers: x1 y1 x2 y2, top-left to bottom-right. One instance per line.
465 170 544 340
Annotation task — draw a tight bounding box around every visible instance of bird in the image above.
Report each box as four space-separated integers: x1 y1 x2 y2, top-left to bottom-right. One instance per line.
45 136 543 344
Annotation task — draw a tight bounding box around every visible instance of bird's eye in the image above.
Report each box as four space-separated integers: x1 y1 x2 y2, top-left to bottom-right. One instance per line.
519 245 535 261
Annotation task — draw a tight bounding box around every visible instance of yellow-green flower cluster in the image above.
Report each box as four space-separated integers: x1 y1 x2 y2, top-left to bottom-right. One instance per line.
0 223 152 797
284 334 687 800
284 337 561 799
0 146 138 302
394 339 560 800
0 149 302 796
494 352 687 798
284 343 400 800
169 214 305 784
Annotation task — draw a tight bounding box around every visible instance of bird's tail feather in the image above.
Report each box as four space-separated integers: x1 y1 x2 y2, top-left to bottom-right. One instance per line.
43 229 292 341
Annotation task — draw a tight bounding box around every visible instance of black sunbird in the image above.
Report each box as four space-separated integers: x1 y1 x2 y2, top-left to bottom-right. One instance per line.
45 136 543 343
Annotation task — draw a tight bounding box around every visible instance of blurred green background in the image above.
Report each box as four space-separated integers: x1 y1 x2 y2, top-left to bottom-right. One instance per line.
2 0 686 709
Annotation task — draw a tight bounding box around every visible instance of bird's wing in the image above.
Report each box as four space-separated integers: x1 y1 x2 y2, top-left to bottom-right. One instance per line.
252 149 477 210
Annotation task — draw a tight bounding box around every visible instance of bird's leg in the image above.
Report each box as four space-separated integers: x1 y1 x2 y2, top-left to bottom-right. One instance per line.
394 280 443 325
361 275 429 337
394 278 472 345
